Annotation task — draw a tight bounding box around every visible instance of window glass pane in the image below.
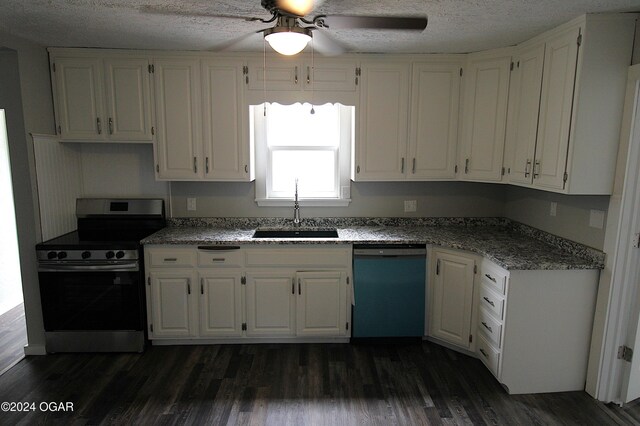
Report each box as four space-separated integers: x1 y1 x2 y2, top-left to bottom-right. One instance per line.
267 103 339 147
271 150 336 197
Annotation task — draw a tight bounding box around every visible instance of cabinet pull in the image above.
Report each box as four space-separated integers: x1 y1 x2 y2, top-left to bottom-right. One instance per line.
200 278 204 295
533 160 540 179
298 278 301 295
211 258 226 262
245 165 248 174
193 157 198 174
524 159 531 178
292 278 295 294
401 158 405 173
306 66 310 84
482 296 495 307
198 245 240 251
294 66 298 84
163 258 177 262
96 117 102 134
484 273 496 283
187 279 191 295
412 158 416 174
479 348 488 358
108 117 113 134
205 157 209 174
481 322 493 333
436 259 440 275
465 158 469 174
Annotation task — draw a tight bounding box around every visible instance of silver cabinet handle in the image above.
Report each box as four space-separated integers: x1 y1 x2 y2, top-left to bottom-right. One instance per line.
412 158 416 174
96 117 102 134
163 258 177 262
193 157 198 173
294 66 298 84
484 273 496 283
401 158 405 173
108 117 113 134
482 296 495 307
298 278 301 295
465 158 469 174
481 322 493 333
533 160 540 179
524 159 531 178
436 259 440 275
187 279 191 295
210 258 226 262
306 66 310 84
200 278 204 295
292 278 295 295
245 165 248 173
205 157 209 174
479 348 488 358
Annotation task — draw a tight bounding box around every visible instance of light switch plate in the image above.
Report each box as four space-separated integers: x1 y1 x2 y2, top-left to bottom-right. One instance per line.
187 197 197 211
404 200 417 213
589 209 605 229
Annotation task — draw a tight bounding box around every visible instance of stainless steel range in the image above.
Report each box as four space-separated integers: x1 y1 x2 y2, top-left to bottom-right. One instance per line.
35 198 165 353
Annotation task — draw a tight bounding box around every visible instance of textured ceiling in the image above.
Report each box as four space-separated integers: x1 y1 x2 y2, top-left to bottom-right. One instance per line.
1 0 638 54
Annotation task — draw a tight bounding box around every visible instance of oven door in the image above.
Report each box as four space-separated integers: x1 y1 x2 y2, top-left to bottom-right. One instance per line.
38 262 144 331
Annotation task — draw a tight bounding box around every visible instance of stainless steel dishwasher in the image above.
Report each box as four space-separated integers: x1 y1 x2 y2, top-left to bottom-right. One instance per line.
352 244 427 338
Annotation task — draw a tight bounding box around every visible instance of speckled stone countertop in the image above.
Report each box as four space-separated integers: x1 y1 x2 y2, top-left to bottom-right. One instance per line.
141 217 605 271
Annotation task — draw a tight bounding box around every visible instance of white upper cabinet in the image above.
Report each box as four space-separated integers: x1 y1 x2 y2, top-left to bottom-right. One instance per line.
201 58 252 181
409 62 462 179
459 49 512 182
50 52 153 142
153 58 202 180
504 43 546 185
354 61 410 180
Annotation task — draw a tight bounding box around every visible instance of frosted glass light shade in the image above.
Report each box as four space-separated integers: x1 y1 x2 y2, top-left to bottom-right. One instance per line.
265 30 312 56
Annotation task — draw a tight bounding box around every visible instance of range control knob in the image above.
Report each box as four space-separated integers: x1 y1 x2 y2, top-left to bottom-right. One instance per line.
81 251 91 259
105 251 115 259
115 251 125 259
57 251 67 259
47 251 58 260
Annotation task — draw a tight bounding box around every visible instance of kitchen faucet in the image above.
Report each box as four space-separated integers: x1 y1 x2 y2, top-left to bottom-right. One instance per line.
293 179 301 227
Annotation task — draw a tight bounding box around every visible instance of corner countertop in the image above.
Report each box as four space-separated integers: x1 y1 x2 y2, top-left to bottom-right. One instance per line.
141 219 604 271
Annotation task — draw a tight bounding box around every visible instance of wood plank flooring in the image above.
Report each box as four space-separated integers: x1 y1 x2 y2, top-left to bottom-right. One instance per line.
0 303 26 376
0 341 638 425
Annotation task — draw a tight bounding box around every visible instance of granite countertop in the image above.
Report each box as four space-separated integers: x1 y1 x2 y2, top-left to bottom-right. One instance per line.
141 218 604 271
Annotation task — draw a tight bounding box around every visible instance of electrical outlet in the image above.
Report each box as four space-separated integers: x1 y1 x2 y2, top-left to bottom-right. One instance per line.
550 202 557 217
404 200 417 213
187 197 197 211
589 209 605 229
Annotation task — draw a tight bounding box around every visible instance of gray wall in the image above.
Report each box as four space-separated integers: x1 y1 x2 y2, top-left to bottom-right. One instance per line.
0 33 54 355
504 185 609 250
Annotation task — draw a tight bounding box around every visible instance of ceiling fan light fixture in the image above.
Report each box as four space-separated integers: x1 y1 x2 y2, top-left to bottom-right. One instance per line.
264 26 312 55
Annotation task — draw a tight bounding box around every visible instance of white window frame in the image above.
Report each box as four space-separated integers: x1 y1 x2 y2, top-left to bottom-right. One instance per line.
253 102 353 207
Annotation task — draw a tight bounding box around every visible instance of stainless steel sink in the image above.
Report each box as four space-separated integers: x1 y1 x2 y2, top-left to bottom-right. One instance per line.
252 227 339 238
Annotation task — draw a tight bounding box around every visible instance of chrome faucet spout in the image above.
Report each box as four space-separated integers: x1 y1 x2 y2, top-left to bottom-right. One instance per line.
293 179 301 227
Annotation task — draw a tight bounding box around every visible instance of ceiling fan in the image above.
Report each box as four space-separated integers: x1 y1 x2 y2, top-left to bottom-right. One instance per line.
142 0 428 56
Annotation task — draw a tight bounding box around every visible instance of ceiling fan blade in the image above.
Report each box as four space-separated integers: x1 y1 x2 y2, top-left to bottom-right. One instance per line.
318 15 428 31
139 5 261 21
310 29 345 56
215 30 264 52
275 0 314 17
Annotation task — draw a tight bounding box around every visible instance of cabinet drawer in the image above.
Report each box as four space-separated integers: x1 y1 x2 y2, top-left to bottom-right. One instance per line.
478 308 502 348
197 247 243 267
245 248 350 268
477 334 500 377
479 284 505 320
481 262 508 294
147 248 196 267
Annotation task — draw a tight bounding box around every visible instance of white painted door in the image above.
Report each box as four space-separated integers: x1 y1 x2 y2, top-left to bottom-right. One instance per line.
201 59 249 181
149 270 197 338
459 53 511 181
296 271 347 336
153 58 202 179
198 271 243 337
533 26 580 191
52 57 105 140
245 271 296 336
103 57 153 141
409 62 461 179
505 43 545 185
430 250 475 349
355 61 410 180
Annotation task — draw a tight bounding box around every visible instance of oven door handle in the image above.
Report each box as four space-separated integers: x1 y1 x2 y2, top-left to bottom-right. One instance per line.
38 262 139 272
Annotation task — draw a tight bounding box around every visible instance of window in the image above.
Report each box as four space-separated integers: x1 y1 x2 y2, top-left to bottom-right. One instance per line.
252 102 353 206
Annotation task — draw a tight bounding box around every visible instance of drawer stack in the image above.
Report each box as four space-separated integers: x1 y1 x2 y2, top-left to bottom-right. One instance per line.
476 261 508 377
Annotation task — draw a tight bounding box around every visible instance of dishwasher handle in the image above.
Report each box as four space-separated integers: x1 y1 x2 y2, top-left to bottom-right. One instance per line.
353 246 426 257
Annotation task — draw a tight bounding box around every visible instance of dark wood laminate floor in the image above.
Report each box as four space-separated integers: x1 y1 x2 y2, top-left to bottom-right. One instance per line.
0 341 638 425
0 303 26 377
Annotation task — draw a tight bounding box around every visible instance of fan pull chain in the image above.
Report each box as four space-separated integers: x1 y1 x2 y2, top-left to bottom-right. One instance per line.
263 37 267 117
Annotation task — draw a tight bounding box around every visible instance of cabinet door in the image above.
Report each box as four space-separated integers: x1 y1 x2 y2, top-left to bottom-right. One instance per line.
409 62 461 179
52 57 105 140
245 271 296 336
149 270 197 338
296 271 347 336
103 57 153 141
533 27 580 191
202 59 250 181
429 251 475 349
153 58 202 179
459 54 511 181
198 270 243 337
247 58 301 91
505 44 545 185
355 62 410 180
302 59 357 92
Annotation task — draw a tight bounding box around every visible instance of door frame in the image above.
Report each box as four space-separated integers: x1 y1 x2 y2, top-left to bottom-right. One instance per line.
587 64 640 403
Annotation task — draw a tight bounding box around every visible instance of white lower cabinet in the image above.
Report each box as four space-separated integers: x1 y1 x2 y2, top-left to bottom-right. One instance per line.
145 245 351 341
